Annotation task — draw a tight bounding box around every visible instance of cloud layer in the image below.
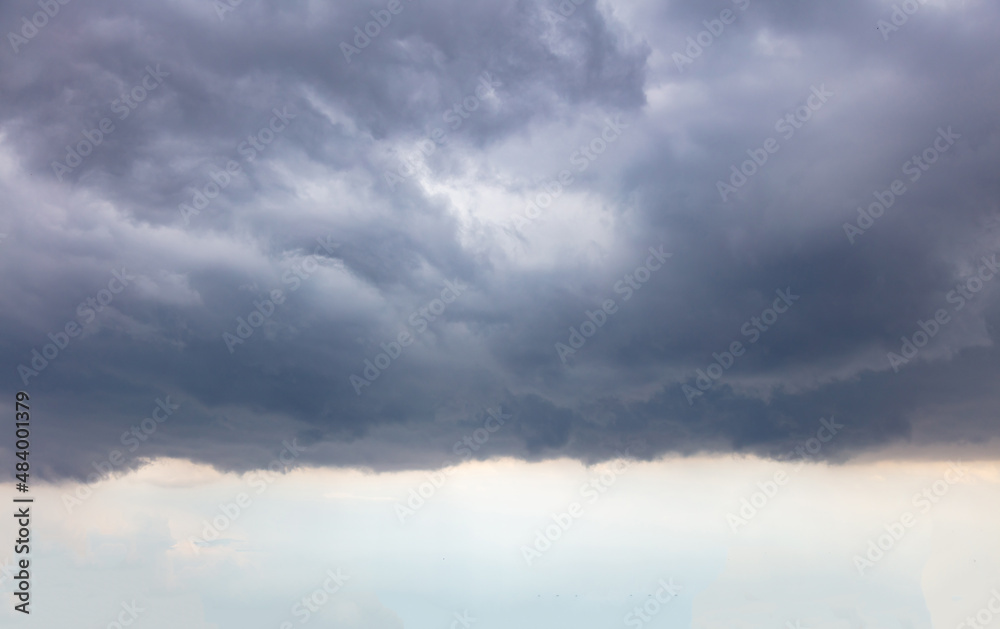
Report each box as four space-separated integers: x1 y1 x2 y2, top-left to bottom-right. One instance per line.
1 0 999 479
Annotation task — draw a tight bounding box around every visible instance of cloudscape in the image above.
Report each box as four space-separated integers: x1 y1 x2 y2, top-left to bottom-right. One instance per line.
0 0 998 627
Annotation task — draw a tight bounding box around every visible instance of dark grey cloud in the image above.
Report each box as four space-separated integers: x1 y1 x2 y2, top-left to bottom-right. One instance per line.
1 0 998 480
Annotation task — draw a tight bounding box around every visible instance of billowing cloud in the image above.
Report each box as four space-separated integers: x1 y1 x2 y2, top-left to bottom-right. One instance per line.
1 0 998 480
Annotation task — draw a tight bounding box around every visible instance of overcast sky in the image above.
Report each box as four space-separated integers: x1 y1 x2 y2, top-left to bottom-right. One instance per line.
3 0 1000 626
0 456 994 629
3 0 999 482
3 0 1000 479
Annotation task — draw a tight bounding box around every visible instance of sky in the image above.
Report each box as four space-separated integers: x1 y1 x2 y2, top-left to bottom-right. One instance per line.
0 0 999 626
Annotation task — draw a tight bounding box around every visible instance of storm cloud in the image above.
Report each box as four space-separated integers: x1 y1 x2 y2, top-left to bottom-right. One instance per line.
1 0 998 480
